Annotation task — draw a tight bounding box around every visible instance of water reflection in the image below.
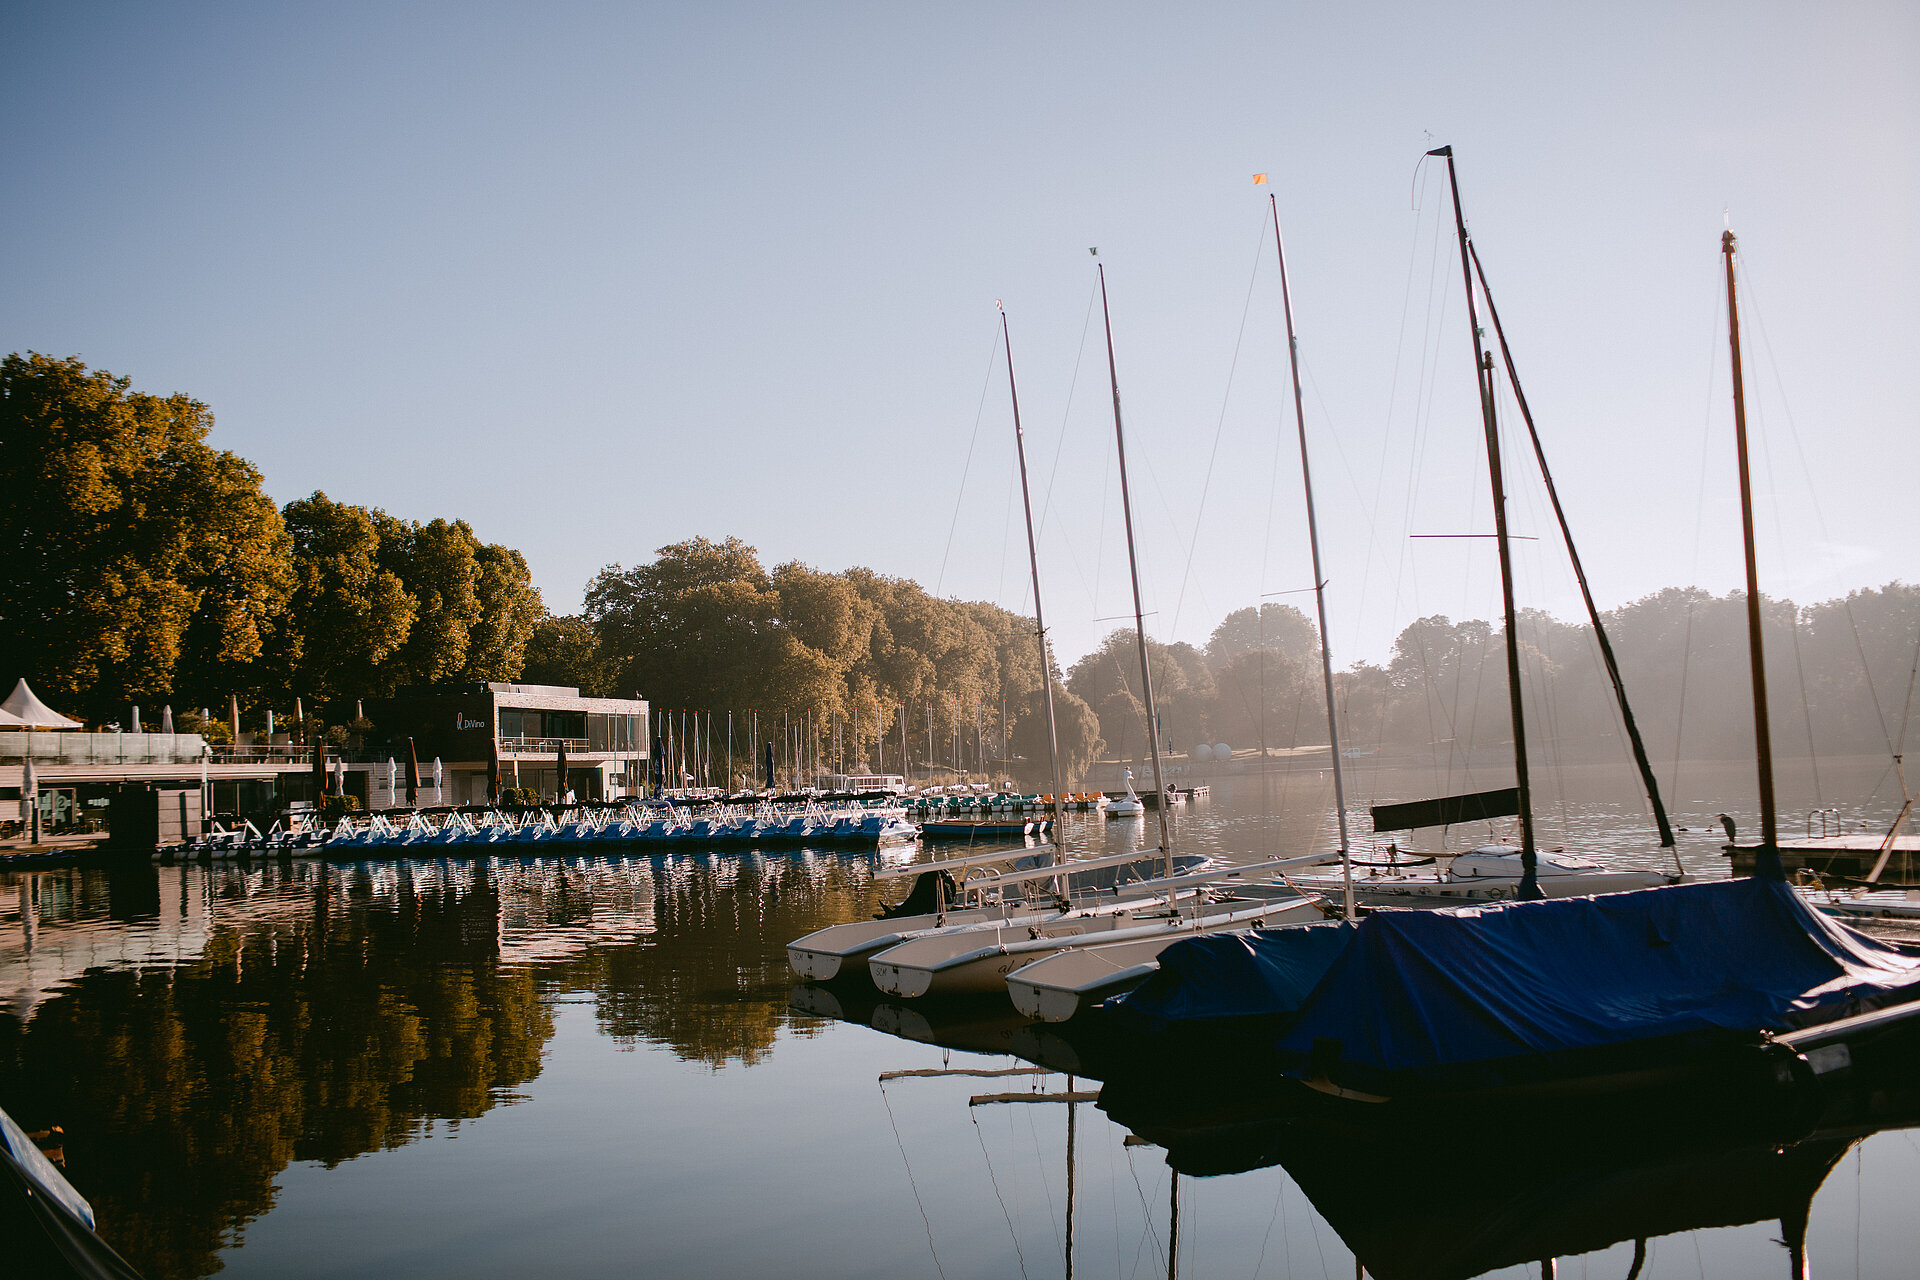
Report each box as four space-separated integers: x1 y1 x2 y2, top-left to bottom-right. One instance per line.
0 763 1911 1279
0 852 891 1278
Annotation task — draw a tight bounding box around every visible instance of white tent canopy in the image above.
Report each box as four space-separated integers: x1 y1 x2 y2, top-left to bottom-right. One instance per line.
0 706 27 728
2 680 83 729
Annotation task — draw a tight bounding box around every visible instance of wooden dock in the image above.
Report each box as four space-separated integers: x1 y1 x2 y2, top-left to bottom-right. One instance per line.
1726 834 1920 881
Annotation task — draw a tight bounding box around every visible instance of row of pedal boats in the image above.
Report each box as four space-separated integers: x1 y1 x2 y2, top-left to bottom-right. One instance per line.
158 802 920 859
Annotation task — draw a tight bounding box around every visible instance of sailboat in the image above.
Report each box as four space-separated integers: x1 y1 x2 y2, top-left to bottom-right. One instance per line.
1008 197 1359 1021
1227 220 1920 1108
791 305 1228 986
1287 145 1674 907
865 295 1324 999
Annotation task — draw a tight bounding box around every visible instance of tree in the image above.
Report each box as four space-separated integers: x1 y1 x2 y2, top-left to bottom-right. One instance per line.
1211 648 1313 754
280 493 416 701
521 614 611 695
0 352 293 717
461 543 543 683
1007 686 1103 788
1205 603 1317 671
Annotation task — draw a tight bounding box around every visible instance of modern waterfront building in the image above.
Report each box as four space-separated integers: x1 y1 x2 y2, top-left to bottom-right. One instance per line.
363 683 649 806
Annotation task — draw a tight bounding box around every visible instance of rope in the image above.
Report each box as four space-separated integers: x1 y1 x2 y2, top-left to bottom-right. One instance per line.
971 1106 1031 1278
936 327 1005 598
879 1080 948 1280
1170 209 1269 641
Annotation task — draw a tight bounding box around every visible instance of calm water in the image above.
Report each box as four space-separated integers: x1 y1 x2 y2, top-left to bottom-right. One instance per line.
3 758 1916 1279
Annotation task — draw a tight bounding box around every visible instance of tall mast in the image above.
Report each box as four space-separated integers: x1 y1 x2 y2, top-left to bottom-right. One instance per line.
1470 241 1677 852
1097 262 1175 874
1269 193 1355 921
1432 144 1540 898
1723 229 1782 878
1002 309 1071 882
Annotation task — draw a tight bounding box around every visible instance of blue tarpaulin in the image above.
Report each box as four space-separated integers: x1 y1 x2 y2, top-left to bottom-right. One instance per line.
1273 876 1920 1089
1112 920 1356 1025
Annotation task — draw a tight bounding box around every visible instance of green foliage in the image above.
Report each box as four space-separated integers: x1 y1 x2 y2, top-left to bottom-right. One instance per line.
584 538 1065 779
522 613 612 695
1206 603 1317 670
318 793 361 820
1066 629 1215 756
0 353 293 718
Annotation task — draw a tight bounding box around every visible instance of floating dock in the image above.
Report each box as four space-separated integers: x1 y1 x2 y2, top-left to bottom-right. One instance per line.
1726 833 1919 881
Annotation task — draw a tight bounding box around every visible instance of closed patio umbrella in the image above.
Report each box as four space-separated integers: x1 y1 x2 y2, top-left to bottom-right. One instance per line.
22 758 39 842
293 697 305 739
312 737 328 802
405 738 420 806
160 705 173 734
131 705 141 733
555 740 569 804
433 757 442 807
228 695 240 743
487 737 501 803
386 757 396 806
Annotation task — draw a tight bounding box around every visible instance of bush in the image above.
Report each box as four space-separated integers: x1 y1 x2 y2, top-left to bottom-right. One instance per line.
319 794 361 820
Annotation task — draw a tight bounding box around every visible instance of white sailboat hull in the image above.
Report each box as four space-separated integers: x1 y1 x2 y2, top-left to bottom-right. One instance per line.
1287 867 1674 908
789 894 1169 983
1005 896 1326 1021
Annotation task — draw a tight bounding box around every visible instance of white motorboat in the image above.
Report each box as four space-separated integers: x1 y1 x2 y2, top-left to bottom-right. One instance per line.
1004 894 1327 1020
1287 844 1678 908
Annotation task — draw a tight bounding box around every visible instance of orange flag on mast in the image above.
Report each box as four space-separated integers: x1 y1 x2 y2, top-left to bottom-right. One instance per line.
1252 173 1268 185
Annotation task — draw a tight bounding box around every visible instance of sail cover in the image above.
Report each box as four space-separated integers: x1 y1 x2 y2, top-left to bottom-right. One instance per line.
1273 876 1920 1092
1112 920 1356 1025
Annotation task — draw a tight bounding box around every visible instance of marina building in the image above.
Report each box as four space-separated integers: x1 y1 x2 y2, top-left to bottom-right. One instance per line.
363 683 650 806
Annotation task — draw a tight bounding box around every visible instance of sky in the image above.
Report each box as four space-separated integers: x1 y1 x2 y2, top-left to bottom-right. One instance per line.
4 2 1915 669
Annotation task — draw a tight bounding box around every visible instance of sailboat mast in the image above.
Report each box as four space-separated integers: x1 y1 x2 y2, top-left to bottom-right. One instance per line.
1434 146 1539 892
1002 307 1071 885
1723 229 1782 872
1097 262 1175 874
1269 193 1355 921
1470 241 1677 851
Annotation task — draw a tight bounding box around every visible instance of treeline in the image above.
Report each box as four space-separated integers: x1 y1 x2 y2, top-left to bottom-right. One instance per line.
0 353 543 728
561 535 1102 785
1065 585 1919 768
9 354 1911 774
1346 584 1920 765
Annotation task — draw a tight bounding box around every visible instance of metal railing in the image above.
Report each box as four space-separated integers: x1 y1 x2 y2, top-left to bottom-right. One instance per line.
498 736 591 755
0 731 211 765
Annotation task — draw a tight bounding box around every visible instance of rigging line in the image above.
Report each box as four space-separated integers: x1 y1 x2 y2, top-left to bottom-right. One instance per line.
970 1110 1031 1279
1021 1103 1063 1260
1037 277 1102 535
1371 159 1443 600
1121 1144 1168 1274
937 326 1007 598
1671 254 1729 802
878 1082 949 1280
1740 254 1898 762
1897 628 1919 755
1170 208 1270 641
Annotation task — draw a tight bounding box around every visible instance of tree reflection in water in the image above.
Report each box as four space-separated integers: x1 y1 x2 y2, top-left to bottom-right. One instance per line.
0 852 883 1279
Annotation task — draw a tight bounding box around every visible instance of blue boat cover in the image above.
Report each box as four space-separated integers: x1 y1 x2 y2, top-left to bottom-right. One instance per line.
1273 876 1920 1088
1112 920 1357 1024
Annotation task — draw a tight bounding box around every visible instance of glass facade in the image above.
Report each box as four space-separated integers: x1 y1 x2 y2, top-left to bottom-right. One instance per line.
497 708 644 753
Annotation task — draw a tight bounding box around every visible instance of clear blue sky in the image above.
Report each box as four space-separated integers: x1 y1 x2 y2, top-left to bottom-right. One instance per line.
5 2 1915 668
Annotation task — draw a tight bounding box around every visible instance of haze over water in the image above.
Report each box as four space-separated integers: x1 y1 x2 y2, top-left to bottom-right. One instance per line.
2 760 1915 1279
